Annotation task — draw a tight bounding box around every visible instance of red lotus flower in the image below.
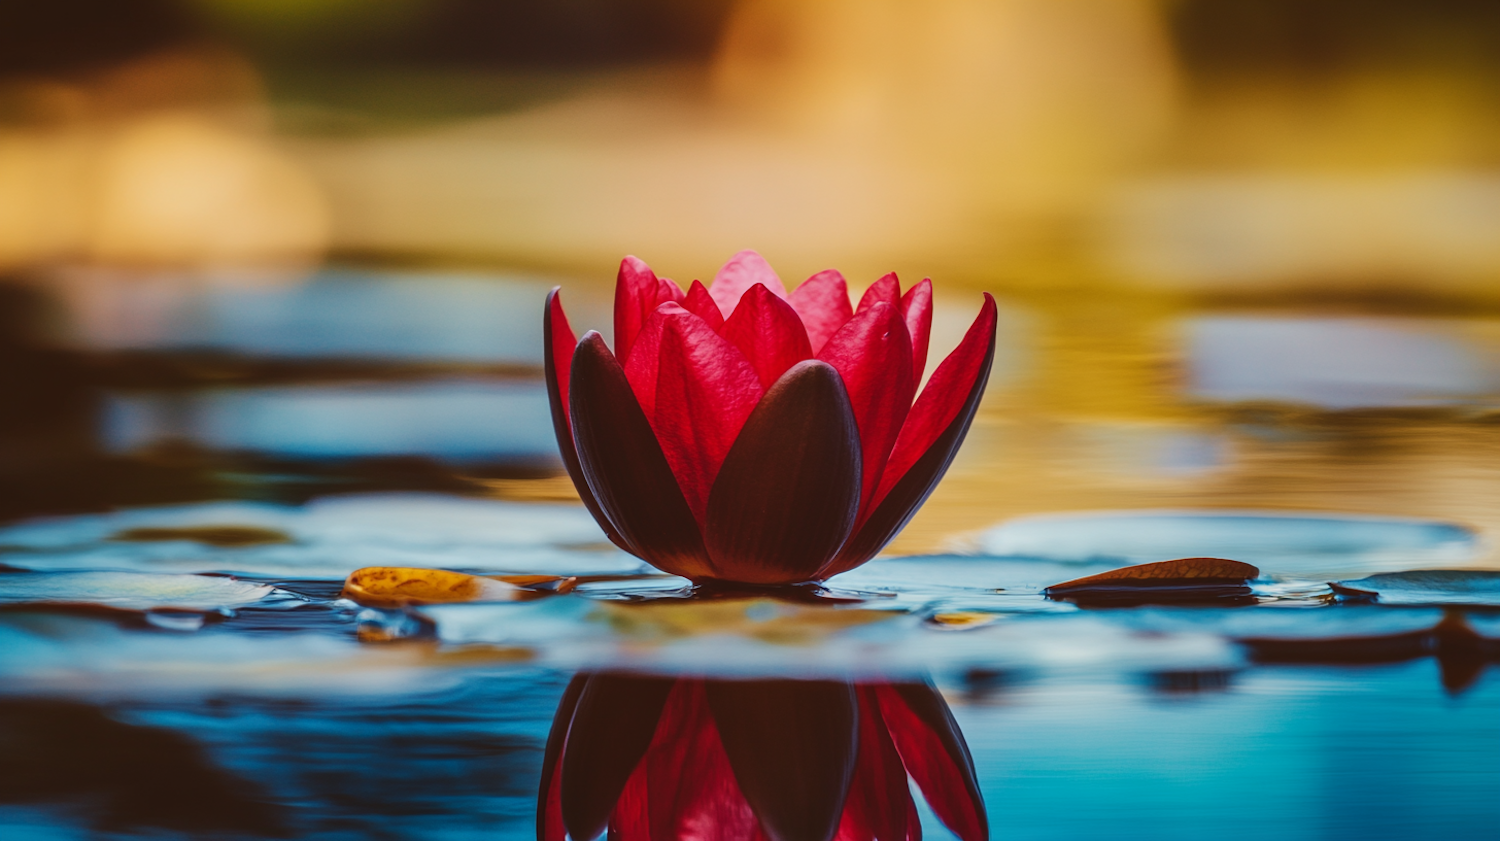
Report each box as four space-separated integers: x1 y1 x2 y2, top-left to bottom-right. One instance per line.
538 673 988 841
545 250 996 585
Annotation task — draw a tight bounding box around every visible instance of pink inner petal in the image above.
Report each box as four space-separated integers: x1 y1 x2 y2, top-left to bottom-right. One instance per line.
789 269 855 354
612 682 762 841
682 280 725 332
621 302 683 420
817 301 915 514
856 272 900 314
651 315 765 523
721 284 813 389
709 250 787 318
875 685 987 841
869 293 997 513
898 278 933 384
656 278 685 306
614 255 661 362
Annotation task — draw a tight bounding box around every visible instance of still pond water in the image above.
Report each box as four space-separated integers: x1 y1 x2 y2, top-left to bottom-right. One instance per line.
0 268 1497 840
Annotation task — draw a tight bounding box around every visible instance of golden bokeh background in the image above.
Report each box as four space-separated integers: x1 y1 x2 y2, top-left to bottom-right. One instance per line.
3 0 1499 561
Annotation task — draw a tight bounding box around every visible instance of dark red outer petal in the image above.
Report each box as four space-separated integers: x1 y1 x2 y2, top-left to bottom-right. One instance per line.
821 295 995 576
559 673 677 841
544 290 633 555
856 272 900 313
706 679 859 841
835 687 919 841
874 684 987 841
721 283 814 390
537 673 589 841
683 279 726 332
816 302 915 517
569 332 715 579
704 360 861 585
898 279 933 383
790 269 855 354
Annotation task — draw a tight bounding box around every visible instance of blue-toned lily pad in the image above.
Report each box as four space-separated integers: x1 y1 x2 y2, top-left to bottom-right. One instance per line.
0 571 283 612
1335 570 1500 606
0 494 643 579
972 509 1479 576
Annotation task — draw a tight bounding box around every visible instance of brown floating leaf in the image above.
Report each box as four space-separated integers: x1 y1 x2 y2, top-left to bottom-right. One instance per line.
1046 557 1260 593
341 567 575 608
110 525 292 547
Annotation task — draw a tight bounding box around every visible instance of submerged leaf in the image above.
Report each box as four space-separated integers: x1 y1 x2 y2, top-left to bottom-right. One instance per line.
1240 610 1497 695
109 525 293 547
341 567 575 608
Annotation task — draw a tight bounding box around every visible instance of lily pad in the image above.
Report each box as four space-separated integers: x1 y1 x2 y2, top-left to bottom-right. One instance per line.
0 571 280 612
0 494 643 579
1333 570 1500 606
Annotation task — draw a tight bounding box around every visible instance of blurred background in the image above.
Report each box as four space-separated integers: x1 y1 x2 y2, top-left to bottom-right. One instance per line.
3 0 1500 559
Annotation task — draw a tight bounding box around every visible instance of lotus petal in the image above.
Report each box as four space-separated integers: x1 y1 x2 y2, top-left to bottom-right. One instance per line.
560 673 677 841
569 332 713 579
898 278 933 382
835 687 919 841
722 284 814 389
537 674 588 841
827 294 996 574
791 269 855 354
711 250 787 317
818 302 915 514
706 679 859 841
683 279 726 332
856 273 901 313
652 315 765 524
545 290 631 553
705 361 861 584
876 683 987 841
611 680 762 841
614 255 658 361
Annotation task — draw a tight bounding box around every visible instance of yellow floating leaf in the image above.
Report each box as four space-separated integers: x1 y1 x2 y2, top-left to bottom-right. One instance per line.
492 574 578 594
110 525 292 547
341 567 569 608
1046 557 1260 593
928 611 1001 630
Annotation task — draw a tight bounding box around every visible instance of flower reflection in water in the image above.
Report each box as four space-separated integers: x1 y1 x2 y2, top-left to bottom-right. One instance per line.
539 673 987 841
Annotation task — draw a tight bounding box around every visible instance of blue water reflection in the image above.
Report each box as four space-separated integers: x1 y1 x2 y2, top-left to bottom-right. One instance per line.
73 269 560 363
0 660 1493 840
101 379 556 463
1186 316 1500 409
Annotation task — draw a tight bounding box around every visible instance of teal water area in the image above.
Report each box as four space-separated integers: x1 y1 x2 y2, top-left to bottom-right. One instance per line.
1 268 1497 840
